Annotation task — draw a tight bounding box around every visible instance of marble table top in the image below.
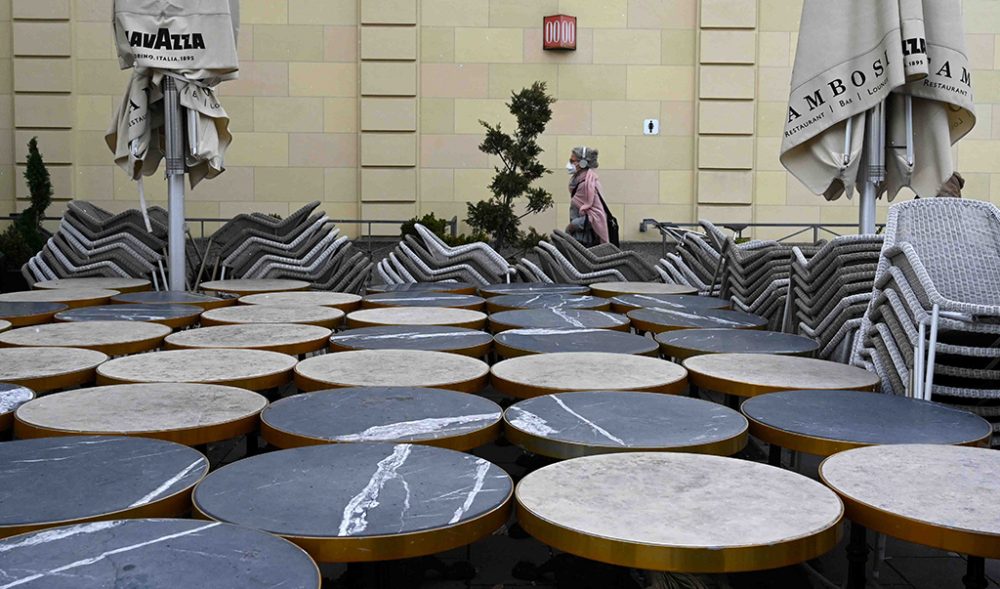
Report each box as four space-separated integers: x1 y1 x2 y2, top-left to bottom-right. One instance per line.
165 324 331 355
367 281 476 295
0 301 68 326
201 304 344 329
240 291 362 312
684 353 880 398
54 304 202 329
505 391 747 459
479 282 590 297
493 327 659 358
261 387 502 451
743 390 992 456
0 519 322 589
589 282 699 297
97 349 296 391
488 308 630 332
628 307 767 333
485 294 609 313
33 278 151 293
517 452 843 572
329 325 493 356
0 320 7 333
0 288 118 308
657 328 819 359
199 279 310 295
15 383 267 445
346 307 487 329
0 320 170 355
0 436 208 538
609 294 730 313
819 444 1000 558
193 443 512 562
0 383 34 431
491 352 688 398
112 291 237 310
362 292 486 310
295 349 489 392
0 347 108 392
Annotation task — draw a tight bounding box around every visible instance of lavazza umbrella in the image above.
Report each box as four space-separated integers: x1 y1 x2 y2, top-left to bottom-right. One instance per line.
106 0 240 290
780 0 976 233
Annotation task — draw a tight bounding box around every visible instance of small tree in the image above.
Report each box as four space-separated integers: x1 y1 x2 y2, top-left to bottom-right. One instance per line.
467 82 555 249
0 137 53 270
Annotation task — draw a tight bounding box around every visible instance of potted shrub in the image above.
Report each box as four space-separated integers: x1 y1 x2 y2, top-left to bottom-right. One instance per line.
0 137 53 291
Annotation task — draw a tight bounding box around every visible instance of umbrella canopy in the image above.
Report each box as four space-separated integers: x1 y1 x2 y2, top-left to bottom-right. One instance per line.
781 0 975 202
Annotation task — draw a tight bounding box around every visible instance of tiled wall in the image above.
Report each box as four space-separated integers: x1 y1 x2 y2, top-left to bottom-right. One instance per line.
1 0 999 240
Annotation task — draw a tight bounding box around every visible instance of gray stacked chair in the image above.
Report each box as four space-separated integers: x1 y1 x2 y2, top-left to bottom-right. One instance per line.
655 226 724 296
376 224 511 287
223 219 335 277
514 258 553 282
533 241 626 284
550 230 658 281
414 224 513 282
852 198 1000 447
210 201 320 252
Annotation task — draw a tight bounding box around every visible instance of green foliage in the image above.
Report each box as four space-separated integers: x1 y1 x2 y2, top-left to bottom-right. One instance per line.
467 81 555 249
0 137 53 270
400 212 488 248
514 226 547 255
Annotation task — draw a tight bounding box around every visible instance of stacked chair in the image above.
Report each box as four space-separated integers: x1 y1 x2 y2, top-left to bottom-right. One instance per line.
376 224 513 286
654 226 723 296
515 232 658 285
852 199 1000 448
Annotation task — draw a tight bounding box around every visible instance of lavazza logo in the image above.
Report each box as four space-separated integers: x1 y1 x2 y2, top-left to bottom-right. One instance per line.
126 27 205 61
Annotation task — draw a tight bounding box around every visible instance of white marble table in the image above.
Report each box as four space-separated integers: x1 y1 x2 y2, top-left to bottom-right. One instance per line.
0 347 108 393
240 291 362 312
0 320 170 355
0 301 68 326
113 290 237 310
589 282 698 298
0 383 34 432
346 307 487 330
201 304 344 329
200 279 311 296
165 324 331 355
33 277 151 293
14 383 267 447
491 352 688 398
97 349 296 391
517 452 842 572
295 350 489 393
684 353 880 399
0 288 118 309
329 325 493 357
55 304 203 329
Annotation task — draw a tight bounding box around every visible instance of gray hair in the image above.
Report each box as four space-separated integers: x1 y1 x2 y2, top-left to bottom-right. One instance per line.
572 146 599 169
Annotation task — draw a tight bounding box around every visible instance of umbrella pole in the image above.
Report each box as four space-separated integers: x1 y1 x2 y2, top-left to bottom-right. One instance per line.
859 105 884 234
163 75 187 291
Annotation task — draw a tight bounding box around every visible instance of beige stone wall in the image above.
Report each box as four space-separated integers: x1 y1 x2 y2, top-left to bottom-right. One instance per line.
1 0 999 241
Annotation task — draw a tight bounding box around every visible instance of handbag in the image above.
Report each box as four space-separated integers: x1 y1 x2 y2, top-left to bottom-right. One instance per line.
597 193 620 247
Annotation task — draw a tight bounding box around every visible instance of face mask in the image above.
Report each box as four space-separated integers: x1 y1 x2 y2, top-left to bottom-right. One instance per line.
566 162 577 174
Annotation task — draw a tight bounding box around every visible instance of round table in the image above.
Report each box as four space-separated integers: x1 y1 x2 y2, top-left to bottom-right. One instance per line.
488 309 629 332
609 294 729 313
0 288 118 309
193 443 513 563
54 304 203 329
240 291 362 312
493 327 658 358
491 352 687 398
0 301 68 327
0 320 8 333
200 279 311 296
485 293 609 313
0 436 207 539
0 320 171 355
516 452 842 572
367 281 477 295
627 307 766 334
201 304 344 329
329 325 493 357
820 445 1000 589
33 277 151 293
97 349 297 391
0 519 322 589
504 391 747 459
295 350 489 393
165 324 331 355
0 347 108 392
261 387 502 451
112 290 237 310
0 383 34 432
346 307 486 330
589 282 698 298
14 383 267 446
479 282 589 298
362 292 486 311
742 390 992 466
657 328 819 360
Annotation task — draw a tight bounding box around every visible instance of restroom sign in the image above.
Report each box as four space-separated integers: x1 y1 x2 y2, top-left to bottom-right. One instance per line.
543 15 576 50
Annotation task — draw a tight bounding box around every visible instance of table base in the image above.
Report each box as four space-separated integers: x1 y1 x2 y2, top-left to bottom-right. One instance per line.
334 557 476 589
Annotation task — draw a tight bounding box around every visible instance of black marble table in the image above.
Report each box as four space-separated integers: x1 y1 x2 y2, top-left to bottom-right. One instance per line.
485 293 609 313
55 304 203 329
193 443 513 562
657 328 819 360
0 383 34 432
504 392 747 459
493 327 658 358
0 436 208 538
112 290 237 310
0 301 68 327
742 390 992 466
609 294 729 314
628 307 767 334
362 292 486 311
488 309 630 332
0 518 322 589
479 282 589 298
329 325 493 357
367 282 477 295
261 387 502 451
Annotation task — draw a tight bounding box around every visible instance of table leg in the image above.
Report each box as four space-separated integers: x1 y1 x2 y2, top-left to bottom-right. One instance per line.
963 556 987 589
725 394 739 410
768 444 782 467
688 384 700 399
846 521 868 589
245 432 260 457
